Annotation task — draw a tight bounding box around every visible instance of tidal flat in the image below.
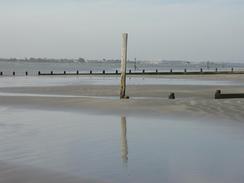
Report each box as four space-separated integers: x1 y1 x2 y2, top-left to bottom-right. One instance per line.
0 75 244 183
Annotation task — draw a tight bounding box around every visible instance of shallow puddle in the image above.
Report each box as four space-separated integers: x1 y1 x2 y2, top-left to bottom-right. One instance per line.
0 107 244 183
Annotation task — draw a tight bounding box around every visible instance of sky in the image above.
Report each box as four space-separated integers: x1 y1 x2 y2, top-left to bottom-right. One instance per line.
0 0 243 62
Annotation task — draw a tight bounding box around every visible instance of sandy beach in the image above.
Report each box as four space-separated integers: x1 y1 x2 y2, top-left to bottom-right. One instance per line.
0 74 244 121
0 74 244 183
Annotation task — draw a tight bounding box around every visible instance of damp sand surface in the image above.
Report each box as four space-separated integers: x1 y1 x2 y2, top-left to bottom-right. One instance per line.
0 75 244 120
0 75 244 183
1 108 244 183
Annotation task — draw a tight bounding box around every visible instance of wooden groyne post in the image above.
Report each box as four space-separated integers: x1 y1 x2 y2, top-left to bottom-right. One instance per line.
169 92 175 99
120 33 128 99
215 90 244 99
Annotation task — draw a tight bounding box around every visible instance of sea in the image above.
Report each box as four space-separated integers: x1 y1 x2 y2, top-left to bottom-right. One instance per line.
0 60 244 76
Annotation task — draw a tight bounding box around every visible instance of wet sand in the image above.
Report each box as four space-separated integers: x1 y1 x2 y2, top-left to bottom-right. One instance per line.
0 95 244 122
0 75 243 121
0 74 244 182
0 162 106 183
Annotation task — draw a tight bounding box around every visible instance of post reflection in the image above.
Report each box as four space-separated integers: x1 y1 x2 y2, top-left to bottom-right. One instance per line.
120 116 128 165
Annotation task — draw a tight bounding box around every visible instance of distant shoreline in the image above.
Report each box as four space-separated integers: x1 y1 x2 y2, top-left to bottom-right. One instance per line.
0 58 244 66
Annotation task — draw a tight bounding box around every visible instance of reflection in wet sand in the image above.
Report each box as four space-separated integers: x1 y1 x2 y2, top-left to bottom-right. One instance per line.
120 116 128 165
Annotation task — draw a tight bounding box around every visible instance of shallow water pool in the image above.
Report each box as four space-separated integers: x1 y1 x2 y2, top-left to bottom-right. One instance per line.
0 107 244 183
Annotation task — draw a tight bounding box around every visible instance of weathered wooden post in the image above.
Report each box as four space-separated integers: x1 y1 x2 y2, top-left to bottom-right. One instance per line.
215 90 221 99
120 33 128 99
169 92 175 99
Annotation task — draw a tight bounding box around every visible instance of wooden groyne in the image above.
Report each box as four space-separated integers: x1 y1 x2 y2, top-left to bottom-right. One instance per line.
0 69 244 76
38 70 244 76
215 90 244 99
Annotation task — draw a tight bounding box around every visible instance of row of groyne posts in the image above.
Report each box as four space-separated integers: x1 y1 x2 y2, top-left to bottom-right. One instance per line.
0 68 240 76
119 33 244 100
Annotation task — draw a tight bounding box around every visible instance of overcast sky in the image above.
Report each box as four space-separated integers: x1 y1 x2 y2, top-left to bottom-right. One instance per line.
0 0 243 62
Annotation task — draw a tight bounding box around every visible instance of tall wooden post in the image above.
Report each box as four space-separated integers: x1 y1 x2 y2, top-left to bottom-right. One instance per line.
120 33 128 99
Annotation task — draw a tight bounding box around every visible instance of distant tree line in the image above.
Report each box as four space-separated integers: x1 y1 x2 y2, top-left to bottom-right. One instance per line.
0 58 242 68
0 57 86 63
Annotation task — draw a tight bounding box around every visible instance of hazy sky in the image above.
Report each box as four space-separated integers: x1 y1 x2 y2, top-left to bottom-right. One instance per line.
0 0 243 62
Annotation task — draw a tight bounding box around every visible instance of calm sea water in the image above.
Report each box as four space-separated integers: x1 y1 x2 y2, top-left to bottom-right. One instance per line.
0 60 243 76
0 107 244 183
